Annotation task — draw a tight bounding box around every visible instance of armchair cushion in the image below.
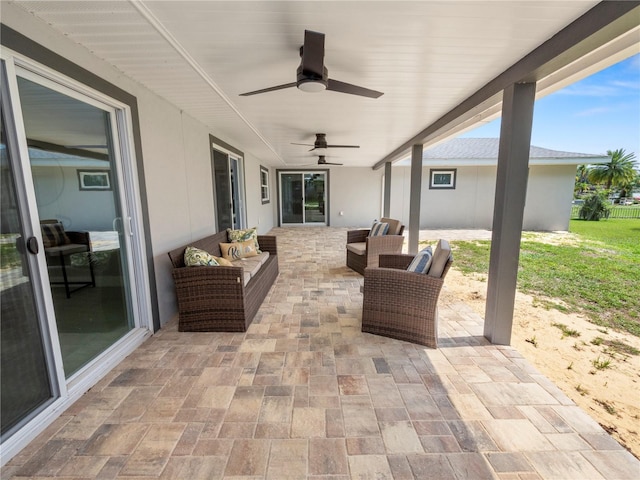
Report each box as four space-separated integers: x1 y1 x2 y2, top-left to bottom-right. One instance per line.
380 217 403 235
407 246 433 274
41 222 71 248
346 242 367 256
428 239 452 278
369 221 389 237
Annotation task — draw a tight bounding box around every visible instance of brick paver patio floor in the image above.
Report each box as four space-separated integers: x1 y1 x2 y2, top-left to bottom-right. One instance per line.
4 227 639 479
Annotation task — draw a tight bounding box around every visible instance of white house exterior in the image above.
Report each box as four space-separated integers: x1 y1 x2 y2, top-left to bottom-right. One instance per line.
389 138 609 231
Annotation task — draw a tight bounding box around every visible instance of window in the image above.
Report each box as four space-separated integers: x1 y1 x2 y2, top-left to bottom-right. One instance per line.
260 165 270 204
429 169 456 189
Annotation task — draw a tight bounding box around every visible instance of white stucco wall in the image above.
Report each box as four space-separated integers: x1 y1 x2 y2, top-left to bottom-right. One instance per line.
3 5 278 326
390 164 576 231
329 167 384 227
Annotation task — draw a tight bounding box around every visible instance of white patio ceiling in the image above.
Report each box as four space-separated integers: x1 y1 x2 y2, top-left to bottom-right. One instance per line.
7 1 638 168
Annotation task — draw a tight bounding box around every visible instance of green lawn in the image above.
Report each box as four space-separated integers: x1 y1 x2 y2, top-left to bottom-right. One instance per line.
448 219 640 337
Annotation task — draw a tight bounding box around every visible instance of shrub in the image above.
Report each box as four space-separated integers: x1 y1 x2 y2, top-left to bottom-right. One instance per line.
579 192 610 221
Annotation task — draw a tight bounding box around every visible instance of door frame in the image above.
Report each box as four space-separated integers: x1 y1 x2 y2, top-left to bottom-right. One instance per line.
210 135 246 232
277 169 330 226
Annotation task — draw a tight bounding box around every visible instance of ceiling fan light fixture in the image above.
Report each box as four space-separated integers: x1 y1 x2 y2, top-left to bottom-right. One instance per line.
297 79 327 93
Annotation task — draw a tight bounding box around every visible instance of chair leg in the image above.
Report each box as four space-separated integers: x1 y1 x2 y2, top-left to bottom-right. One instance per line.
59 251 71 299
88 252 96 288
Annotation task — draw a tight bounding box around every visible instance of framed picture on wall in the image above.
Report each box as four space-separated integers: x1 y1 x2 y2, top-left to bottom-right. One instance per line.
260 165 270 204
78 170 112 191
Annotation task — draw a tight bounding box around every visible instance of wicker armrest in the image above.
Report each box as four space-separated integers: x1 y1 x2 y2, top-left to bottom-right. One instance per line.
66 231 92 250
379 253 414 270
258 235 277 255
347 229 370 243
364 267 444 307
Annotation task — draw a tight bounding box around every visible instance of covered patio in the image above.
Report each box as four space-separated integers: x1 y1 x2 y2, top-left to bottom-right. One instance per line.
4 227 638 479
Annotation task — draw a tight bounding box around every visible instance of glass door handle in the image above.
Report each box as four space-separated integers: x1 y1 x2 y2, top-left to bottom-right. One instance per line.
26 236 39 255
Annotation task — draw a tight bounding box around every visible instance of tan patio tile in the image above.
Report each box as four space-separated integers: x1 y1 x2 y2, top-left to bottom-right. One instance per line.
190 438 233 456
119 423 185 476
291 407 326 438
224 386 264 422
56 455 109 477
348 454 393 478
380 421 423 454
308 438 348 475
525 451 606 479
406 453 457 479
267 439 308 479
159 457 226 479
81 424 149 456
171 423 204 456
482 420 554 451
224 439 270 476
342 404 379 437
258 395 293 423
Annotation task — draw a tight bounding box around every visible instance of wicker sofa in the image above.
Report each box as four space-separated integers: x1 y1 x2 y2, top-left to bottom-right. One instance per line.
167 230 278 332
361 240 453 348
345 217 405 275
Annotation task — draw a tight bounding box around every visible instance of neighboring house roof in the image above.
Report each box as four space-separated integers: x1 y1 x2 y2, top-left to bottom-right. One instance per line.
0 146 108 167
398 138 609 166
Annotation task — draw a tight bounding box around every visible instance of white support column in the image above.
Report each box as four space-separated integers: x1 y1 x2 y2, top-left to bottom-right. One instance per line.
408 144 423 254
484 82 536 345
383 162 392 218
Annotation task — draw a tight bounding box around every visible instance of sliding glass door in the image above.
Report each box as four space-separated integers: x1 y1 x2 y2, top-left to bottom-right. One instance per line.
1 88 56 441
279 171 327 225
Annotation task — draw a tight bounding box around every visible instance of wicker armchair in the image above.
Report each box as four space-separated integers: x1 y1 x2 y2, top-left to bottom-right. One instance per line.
361 242 453 348
346 217 405 275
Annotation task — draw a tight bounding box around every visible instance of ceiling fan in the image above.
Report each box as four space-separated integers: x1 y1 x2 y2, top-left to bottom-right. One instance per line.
292 133 359 152
239 30 383 98
316 155 343 166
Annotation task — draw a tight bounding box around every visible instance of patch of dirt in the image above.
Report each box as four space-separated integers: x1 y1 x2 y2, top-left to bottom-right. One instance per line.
441 268 640 458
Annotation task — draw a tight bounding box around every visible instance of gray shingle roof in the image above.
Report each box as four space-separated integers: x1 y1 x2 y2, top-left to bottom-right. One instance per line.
423 138 605 160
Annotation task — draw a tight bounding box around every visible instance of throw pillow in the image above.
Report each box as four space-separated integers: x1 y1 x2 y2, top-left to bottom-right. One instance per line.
41 222 71 248
220 238 259 261
184 246 219 266
369 221 389 237
407 246 433 274
227 227 260 252
213 256 233 267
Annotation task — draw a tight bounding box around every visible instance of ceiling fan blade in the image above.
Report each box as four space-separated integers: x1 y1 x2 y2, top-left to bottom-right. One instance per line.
302 30 325 77
326 144 360 149
327 78 383 98
322 162 343 165
239 82 297 96
291 142 314 147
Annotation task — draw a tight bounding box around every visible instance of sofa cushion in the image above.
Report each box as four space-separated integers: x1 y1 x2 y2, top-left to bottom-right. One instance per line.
234 258 262 277
220 239 259 261
214 256 233 266
41 222 71 248
227 227 260 252
407 246 433 274
380 217 402 235
369 221 389 237
428 239 452 278
346 242 366 256
184 246 219 266
253 251 270 265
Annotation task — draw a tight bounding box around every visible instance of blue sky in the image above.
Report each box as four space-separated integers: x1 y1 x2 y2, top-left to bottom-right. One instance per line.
461 53 640 159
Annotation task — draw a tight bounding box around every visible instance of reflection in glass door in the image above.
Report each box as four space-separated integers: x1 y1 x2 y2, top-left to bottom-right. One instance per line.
0 98 55 440
16 74 135 378
279 172 326 225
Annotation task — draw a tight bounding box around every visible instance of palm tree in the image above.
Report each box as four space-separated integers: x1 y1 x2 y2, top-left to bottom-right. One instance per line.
588 148 637 190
